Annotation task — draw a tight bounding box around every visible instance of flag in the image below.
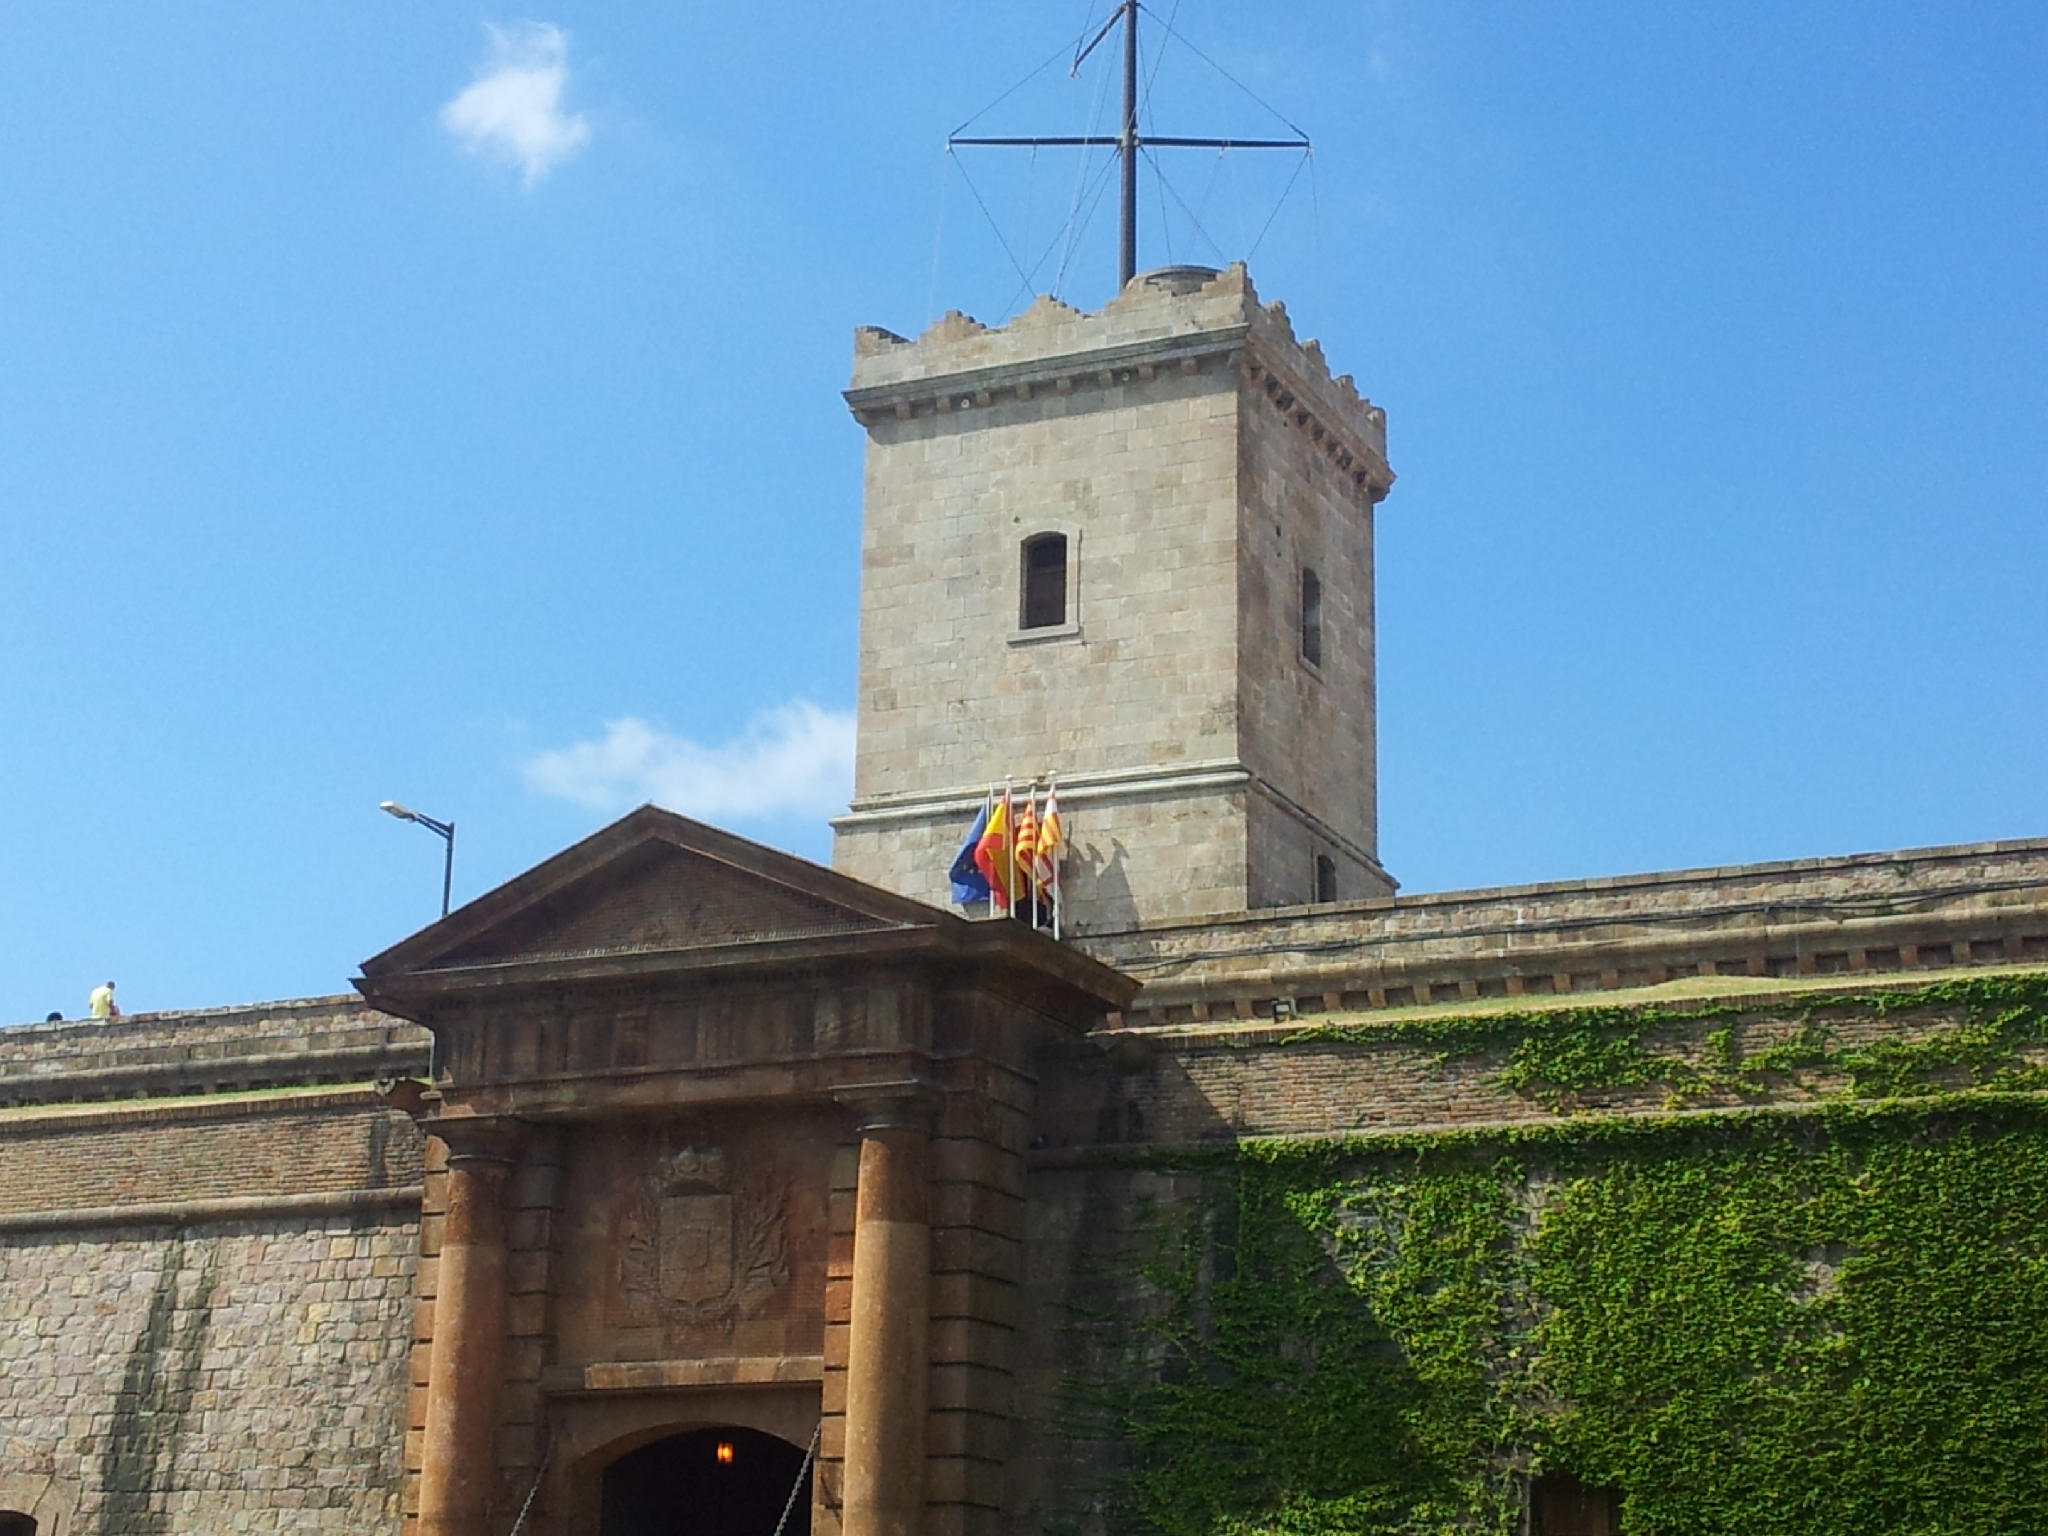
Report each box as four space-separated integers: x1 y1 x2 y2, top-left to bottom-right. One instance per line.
1030 787 1062 891
973 794 1013 910
1013 794 1041 899
948 802 992 905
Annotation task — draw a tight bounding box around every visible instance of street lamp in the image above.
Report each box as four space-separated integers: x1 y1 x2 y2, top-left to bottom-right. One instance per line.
380 801 455 917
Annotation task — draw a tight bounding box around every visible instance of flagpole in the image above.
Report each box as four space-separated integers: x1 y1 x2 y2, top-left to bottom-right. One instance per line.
1049 774 1062 941
985 784 997 921
1028 781 1043 932
1004 780 1017 918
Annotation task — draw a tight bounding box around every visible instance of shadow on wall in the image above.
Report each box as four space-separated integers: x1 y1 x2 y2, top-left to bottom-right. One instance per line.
1108 1168 1444 1534
1007 1028 1242 1536
98 1238 217 1534
1072 838 1139 934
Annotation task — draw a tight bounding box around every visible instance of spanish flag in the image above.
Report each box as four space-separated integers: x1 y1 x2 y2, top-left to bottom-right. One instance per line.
973 793 1014 910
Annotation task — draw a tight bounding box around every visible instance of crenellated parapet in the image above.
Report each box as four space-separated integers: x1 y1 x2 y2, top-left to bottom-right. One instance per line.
845 263 1394 505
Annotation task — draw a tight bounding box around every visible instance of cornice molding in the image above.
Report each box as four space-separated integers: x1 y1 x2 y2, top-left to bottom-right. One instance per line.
0 1183 423 1233
843 322 1247 426
836 757 1254 828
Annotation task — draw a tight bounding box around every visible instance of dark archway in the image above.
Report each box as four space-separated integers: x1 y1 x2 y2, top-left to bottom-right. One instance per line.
599 1425 811 1536
0 1512 36 1536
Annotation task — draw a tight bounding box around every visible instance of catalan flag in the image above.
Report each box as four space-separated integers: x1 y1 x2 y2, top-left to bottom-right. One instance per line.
1013 794 1041 900
1030 786 1062 892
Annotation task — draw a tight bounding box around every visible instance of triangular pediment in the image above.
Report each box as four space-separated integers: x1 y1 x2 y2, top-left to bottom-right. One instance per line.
436 839 888 966
359 805 941 982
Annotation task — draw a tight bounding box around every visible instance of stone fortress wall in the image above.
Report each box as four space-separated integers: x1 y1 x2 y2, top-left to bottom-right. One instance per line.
0 1002 430 1534
5 833 2047 1532
1089 834 2048 1026
6 244 2047 1532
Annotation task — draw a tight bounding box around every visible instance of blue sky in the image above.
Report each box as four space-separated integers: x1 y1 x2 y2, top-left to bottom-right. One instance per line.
3 2 2044 1024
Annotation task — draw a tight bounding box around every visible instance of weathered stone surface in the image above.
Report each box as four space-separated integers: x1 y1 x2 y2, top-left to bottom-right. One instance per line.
6 250 2048 1536
0 1217 417 1533
833 264 1394 931
1081 833 2048 1024
2 815 2047 1535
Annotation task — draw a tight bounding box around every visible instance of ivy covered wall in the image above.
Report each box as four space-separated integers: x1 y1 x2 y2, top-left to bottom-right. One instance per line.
1052 978 2048 1536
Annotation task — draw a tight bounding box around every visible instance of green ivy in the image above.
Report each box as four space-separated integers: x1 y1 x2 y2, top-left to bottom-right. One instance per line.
1091 1096 2048 1536
1277 973 2048 1109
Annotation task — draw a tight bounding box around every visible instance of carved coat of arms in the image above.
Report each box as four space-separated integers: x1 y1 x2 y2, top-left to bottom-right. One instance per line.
613 1145 790 1331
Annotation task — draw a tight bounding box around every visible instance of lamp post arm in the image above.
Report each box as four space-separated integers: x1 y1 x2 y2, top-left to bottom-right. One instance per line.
439 822 455 917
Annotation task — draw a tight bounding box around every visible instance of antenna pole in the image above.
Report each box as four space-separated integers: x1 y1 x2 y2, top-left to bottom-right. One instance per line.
947 2 1308 295
1119 0 1139 288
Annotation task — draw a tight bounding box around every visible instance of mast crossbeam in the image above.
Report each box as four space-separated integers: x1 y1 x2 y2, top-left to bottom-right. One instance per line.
946 1 1308 289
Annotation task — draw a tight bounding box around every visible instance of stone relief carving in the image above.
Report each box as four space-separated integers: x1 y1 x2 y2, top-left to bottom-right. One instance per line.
612 1144 791 1333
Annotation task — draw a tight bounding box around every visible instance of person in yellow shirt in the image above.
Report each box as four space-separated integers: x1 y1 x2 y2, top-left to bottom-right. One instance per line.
88 981 120 1019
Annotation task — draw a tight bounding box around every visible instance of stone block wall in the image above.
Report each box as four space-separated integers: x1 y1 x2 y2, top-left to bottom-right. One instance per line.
1082 835 2048 1026
4 833 2045 1534
0 998 428 1534
0 998 427 1107
1234 307 1388 902
1242 782 1386 914
0 1216 418 1533
844 348 1240 807
835 264 1397 932
836 781 1253 930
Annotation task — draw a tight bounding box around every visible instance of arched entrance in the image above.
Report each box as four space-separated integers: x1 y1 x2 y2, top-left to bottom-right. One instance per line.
0 1513 36 1536
599 1426 811 1536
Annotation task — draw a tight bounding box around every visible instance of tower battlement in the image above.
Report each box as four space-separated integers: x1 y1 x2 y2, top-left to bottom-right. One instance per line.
846 263 1393 504
834 264 1397 932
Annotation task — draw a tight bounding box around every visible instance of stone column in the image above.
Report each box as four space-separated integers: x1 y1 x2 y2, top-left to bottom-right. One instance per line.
418 1120 524 1536
839 1094 933 1536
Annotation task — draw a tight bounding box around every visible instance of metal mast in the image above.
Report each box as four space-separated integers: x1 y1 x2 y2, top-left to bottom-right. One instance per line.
949 0 1308 291
1118 0 1139 287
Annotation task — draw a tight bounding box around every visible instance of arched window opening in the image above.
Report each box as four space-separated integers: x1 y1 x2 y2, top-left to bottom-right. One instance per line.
1021 533 1069 630
1315 854 1338 904
1300 567 1323 667
0 1513 37 1536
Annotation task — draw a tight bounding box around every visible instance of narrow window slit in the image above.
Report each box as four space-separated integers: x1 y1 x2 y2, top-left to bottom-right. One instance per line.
1021 533 1068 630
1300 567 1323 667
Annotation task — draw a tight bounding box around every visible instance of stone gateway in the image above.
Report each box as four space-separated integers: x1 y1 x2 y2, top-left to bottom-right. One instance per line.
6 269 2048 1536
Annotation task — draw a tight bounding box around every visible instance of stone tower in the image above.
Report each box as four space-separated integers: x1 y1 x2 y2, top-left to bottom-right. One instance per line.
831 264 1397 931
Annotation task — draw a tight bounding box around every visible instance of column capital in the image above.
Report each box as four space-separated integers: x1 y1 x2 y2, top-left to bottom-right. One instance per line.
834 1080 940 1136
429 1114 530 1168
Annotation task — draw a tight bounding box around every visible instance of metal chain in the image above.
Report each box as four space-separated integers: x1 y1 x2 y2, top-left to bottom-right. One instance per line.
771 1423 822 1536
507 1448 552 1536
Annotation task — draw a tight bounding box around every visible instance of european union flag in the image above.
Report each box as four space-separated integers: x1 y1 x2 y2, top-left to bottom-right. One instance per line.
949 803 992 905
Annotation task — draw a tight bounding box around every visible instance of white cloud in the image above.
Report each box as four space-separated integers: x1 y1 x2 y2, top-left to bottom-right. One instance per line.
523 705 857 823
440 22 591 186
